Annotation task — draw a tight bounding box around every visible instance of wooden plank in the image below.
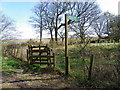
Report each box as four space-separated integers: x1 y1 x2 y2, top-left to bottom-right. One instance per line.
31 50 48 53
31 62 54 64
40 46 48 48
32 59 48 61
31 55 54 58
31 46 47 48
31 55 47 58
31 46 39 48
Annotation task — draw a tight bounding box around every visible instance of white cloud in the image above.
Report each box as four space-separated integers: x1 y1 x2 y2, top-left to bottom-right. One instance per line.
16 22 50 39
16 23 36 39
97 0 119 15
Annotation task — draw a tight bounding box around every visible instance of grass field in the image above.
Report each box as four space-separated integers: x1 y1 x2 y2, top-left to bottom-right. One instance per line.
0 55 22 75
1 42 120 88
54 42 120 88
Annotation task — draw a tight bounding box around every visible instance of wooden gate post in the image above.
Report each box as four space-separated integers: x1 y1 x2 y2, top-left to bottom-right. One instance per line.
26 49 29 63
65 14 70 76
53 53 56 68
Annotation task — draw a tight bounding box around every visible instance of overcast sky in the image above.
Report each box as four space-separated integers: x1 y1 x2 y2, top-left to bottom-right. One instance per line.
0 0 119 39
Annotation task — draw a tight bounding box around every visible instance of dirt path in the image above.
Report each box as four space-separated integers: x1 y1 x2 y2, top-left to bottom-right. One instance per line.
2 68 78 89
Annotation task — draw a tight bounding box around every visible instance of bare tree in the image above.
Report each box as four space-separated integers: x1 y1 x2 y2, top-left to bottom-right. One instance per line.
0 11 18 40
70 1 100 43
92 13 107 42
67 1 101 55
109 16 120 42
51 2 71 42
43 3 56 42
58 27 65 43
0 12 14 33
43 2 72 43
91 12 114 42
29 2 48 42
104 12 115 37
30 1 100 44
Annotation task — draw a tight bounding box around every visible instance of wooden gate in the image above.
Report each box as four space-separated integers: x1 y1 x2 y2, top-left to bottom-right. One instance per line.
26 45 55 67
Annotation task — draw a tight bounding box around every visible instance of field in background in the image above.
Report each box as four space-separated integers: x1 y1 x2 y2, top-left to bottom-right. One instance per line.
1 37 100 44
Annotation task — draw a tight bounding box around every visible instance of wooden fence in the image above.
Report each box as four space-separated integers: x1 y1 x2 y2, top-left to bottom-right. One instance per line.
2 44 28 61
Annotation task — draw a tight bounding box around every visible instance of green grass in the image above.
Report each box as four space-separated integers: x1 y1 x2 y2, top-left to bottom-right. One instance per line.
56 54 90 77
54 43 119 88
1 42 119 88
89 43 120 49
0 55 22 75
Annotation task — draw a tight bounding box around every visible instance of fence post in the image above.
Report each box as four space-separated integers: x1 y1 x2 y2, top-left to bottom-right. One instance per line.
53 53 56 68
82 58 86 80
65 56 70 76
29 45 32 65
26 49 29 64
88 54 94 80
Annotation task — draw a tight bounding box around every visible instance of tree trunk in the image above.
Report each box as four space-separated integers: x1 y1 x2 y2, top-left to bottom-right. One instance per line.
50 29 53 41
40 27 42 42
55 28 58 42
80 35 85 43
98 35 102 43
55 17 58 43
40 16 42 42
62 37 64 43
55 6 58 43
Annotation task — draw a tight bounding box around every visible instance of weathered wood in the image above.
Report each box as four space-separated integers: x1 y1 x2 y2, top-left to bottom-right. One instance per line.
31 62 54 64
53 53 56 68
31 55 54 58
65 14 68 58
27 45 55 66
31 50 48 53
26 49 29 63
31 46 47 48
65 56 70 76
32 59 48 61
88 54 94 80
65 14 69 76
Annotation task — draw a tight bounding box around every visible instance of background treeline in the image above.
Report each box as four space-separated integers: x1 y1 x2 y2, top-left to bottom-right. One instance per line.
0 1 120 43
29 1 120 43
